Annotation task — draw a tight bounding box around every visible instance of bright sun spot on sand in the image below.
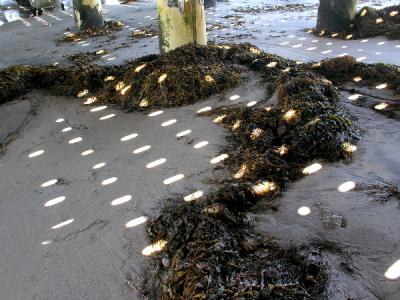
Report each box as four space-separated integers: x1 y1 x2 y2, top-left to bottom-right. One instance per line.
111 195 132 206
161 119 177 127
338 181 356 192
56 118 64 123
68 137 82 144
126 216 148 228
230 95 240 101
142 240 167 256
90 106 107 112
146 158 166 168
44 196 66 207
210 154 228 164
348 94 361 100
52 218 74 229
81 149 94 156
247 101 257 107
41 240 52 245
376 83 388 89
297 206 311 216
385 260 400 279
93 162 106 169
184 191 204 202
252 181 277 196
163 174 184 185
374 103 388 110
29 150 44 158
194 141 209 149
148 110 163 117
62 127 72 132
133 145 151 154
120 133 138 142
41 179 58 188
176 130 192 137
99 114 116 120
303 163 322 175
101 177 118 186
197 106 212 113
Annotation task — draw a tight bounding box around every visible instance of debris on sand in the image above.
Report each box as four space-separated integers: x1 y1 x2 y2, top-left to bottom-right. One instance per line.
130 25 158 39
66 50 111 65
233 4 316 14
355 182 400 203
314 5 400 40
57 20 124 44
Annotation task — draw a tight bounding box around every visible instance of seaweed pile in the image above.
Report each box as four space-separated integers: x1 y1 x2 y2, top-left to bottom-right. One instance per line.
131 25 158 39
66 50 111 65
315 5 400 40
56 20 124 44
233 3 315 14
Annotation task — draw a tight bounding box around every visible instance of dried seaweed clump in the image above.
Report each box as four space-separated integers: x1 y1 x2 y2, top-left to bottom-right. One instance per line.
314 5 400 40
146 199 328 299
130 25 158 39
67 50 111 65
57 20 124 43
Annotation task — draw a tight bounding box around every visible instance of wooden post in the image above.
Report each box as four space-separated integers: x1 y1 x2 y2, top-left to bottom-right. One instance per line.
317 0 357 32
72 0 104 30
157 0 207 53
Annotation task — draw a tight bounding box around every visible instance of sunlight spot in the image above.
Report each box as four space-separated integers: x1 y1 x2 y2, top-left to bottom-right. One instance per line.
361 39 369 43
194 141 209 149
292 44 302 48
213 115 226 123
44 196 66 207
28 150 44 158
142 240 167 256
377 42 385 45
92 162 106 169
385 260 400 279
233 164 248 179
342 45 348 49
41 240 52 245
163 174 184 185
84 97 97 105
90 106 107 112
158 74 167 84
326 42 333 46
161 119 177 127
376 18 383 24
41 179 58 188
146 158 166 168
120 133 138 142
376 83 388 89
81 149 94 156
374 103 388 110
77 89 89 98
104 76 115 82
353 76 362 82
52 218 74 229
247 101 257 107
99 114 116 120
343 142 357 153
338 181 356 192
135 64 147 73
303 163 322 175
101 177 118 186
283 109 297 121
120 85 132 95
346 34 353 39
230 95 240 100
111 195 132 206
133 145 151 154
252 181 277 196
348 94 361 100
62 127 72 133
197 106 212 113
338 53 349 57
267 61 277 67
56 118 64 123
306 47 317 51
275 145 288 156
322 50 332 54
356 56 367 62
176 130 192 137
210 154 228 164
148 110 164 117
184 191 204 202
68 137 82 144
125 216 148 228
297 206 311 216
390 11 399 17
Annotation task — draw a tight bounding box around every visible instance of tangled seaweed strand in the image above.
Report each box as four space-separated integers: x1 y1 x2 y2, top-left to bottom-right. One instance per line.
314 5 400 40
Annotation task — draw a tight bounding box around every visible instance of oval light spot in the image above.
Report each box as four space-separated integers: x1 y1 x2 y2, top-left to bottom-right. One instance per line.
163 174 184 185
297 206 311 216
62 127 72 132
51 218 74 229
247 101 257 107
41 179 58 188
90 106 107 112
376 83 388 90
197 106 212 113
303 163 322 175
148 110 163 117
111 195 132 206
161 119 177 127
385 260 400 280
81 149 94 156
374 103 388 110
230 95 240 101
133 145 151 154
44 196 66 207
120 133 138 142
28 150 44 158
92 162 106 169
56 118 64 123
125 216 148 228
101 177 118 186
41 240 52 245
210 154 228 164
146 158 167 168
184 191 203 202
142 240 167 256
99 114 116 120
338 181 356 192
68 137 83 144
176 129 192 137
194 141 209 149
